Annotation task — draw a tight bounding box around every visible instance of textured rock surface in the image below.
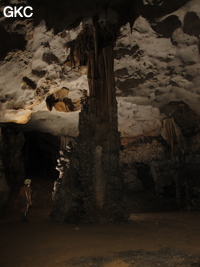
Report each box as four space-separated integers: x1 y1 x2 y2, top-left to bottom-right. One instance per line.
1 0 200 212
0 128 9 209
0 0 199 139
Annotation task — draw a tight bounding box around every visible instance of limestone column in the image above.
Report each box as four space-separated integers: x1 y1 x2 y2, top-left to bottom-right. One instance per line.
52 17 128 222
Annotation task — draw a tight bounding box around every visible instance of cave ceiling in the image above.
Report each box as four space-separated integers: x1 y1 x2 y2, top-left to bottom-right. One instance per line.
0 0 200 139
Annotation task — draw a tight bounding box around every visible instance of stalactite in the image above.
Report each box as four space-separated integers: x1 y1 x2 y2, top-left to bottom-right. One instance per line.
161 117 188 163
161 116 191 208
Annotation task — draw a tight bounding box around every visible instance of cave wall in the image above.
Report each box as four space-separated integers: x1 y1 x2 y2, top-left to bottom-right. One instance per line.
0 127 9 210
115 2 200 138
0 125 25 210
1 126 25 186
120 118 200 210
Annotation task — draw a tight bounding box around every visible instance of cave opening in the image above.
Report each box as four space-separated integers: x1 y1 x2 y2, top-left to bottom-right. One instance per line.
21 130 61 210
136 163 155 190
22 131 60 181
0 124 61 213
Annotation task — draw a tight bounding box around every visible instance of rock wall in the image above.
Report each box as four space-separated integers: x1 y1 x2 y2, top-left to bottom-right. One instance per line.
1 126 25 186
0 125 25 210
0 128 9 210
120 127 200 210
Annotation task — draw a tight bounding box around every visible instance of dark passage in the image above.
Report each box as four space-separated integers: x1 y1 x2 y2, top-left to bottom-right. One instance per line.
23 131 60 180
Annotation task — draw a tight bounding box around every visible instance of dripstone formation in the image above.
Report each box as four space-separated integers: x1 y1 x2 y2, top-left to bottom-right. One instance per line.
51 17 128 223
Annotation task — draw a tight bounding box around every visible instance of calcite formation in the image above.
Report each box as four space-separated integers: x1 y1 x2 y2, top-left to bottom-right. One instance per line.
51 17 127 222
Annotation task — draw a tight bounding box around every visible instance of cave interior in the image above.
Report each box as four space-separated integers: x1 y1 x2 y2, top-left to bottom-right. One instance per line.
1 0 200 223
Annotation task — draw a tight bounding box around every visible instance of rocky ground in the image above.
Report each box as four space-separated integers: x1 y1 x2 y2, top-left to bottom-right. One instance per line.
1 208 200 267
1 180 200 267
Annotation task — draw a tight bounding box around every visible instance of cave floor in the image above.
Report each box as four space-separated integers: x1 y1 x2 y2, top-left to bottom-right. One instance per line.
0 207 200 267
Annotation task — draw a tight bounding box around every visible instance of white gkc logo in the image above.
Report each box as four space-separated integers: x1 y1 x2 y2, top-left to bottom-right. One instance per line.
3 6 33 18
